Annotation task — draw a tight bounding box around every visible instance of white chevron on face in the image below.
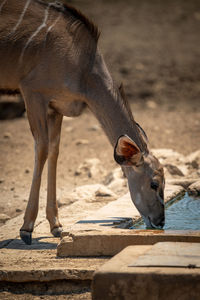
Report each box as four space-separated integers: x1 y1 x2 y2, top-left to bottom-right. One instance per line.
11 0 32 33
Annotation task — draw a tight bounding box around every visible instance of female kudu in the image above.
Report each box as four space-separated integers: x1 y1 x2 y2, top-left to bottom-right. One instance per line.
0 0 165 244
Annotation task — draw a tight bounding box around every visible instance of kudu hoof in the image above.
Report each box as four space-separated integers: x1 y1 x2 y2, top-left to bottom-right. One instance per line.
20 230 32 245
51 226 63 237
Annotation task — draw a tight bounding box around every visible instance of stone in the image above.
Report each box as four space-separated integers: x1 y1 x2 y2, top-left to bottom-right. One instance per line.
108 178 127 193
164 184 185 202
75 158 105 178
103 167 124 184
151 149 185 164
188 180 200 196
3 132 12 139
75 139 89 146
0 213 11 224
95 186 116 197
88 124 100 131
164 164 184 176
64 126 73 133
146 100 157 109
186 150 200 168
92 243 200 300
104 167 126 192
166 178 197 189
66 184 116 204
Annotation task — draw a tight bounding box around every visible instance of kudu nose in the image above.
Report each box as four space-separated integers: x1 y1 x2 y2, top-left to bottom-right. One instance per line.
157 215 165 228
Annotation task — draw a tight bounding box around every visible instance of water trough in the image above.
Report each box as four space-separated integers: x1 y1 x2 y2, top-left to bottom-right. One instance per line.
57 184 200 257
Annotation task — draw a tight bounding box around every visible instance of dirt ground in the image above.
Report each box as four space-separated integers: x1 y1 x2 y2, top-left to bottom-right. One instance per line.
0 0 200 298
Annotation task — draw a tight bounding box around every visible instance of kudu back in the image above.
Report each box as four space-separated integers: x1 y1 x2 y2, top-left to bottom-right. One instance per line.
0 0 165 244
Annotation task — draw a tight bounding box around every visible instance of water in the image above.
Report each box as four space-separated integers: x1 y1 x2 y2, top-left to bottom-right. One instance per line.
132 193 200 230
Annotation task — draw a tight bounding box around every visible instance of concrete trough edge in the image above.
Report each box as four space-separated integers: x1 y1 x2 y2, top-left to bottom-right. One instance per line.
57 230 200 257
57 185 197 257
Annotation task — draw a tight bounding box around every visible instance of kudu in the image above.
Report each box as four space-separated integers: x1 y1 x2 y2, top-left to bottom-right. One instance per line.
0 0 165 245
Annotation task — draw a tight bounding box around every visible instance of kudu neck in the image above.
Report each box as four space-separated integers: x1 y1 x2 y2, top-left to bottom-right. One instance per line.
86 72 146 152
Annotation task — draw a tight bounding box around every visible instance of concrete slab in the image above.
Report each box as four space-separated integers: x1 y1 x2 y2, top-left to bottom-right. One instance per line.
0 199 111 291
61 193 141 235
57 229 200 257
0 240 106 282
92 243 200 300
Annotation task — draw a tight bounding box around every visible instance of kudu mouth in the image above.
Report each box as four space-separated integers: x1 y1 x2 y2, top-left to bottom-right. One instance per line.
143 215 165 229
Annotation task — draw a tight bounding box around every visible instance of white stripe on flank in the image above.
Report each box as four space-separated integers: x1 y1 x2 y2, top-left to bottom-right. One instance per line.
47 13 61 34
0 0 7 13
19 2 54 62
11 0 31 33
44 13 61 44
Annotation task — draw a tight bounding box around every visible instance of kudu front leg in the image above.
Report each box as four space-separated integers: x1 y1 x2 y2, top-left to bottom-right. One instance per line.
46 109 63 237
20 90 48 244
20 140 48 244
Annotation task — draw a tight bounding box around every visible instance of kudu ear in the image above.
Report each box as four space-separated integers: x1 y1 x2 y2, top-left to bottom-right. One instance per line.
114 135 143 166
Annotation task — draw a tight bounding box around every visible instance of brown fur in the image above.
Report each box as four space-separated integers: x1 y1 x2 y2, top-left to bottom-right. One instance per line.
36 0 100 42
0 0 164 243
63 3 100 42
119 83 135 124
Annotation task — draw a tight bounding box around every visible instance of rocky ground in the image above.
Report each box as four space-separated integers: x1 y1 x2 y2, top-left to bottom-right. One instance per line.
0 0 200 298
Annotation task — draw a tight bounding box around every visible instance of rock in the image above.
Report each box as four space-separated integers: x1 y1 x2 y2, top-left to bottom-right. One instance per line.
95 186 116 197
64 126 73 133
186 150 200 168
25 168 30 174
103 168 126 192
103 167 124 185
164 164 184 176
57 198 74 208
188 181 200 196
3 132 12 139
166 179 197 189
75 158 105 178
103 172 114 185
108 178 127 193
88 124 100 131
75 139 89 146
151 149 191 177
146 100 157 109
0 213 11 223
151 149 185 164
67 184 116 203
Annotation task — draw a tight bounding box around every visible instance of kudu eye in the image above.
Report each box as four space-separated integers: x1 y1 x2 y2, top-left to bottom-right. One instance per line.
151 181 159 191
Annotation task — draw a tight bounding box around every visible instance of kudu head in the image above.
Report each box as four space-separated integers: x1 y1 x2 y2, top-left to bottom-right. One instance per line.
114 134 165 229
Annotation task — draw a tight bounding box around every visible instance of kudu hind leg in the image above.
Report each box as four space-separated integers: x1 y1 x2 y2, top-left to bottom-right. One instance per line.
46 109 63 237
20 91 48 244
